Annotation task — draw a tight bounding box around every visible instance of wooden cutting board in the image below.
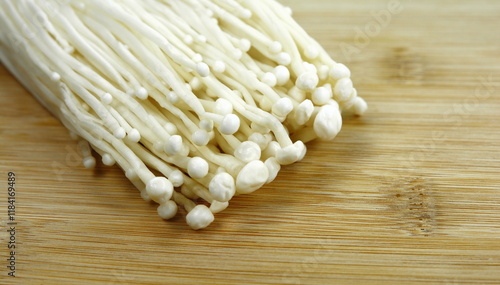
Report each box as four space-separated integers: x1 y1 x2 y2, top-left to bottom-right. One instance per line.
1 0 499 284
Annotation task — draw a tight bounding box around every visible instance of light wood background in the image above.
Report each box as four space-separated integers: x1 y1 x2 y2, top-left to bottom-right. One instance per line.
1 0 500 284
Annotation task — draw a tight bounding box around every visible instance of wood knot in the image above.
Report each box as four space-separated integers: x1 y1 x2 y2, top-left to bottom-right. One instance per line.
390 47 426 85
380 176 436 236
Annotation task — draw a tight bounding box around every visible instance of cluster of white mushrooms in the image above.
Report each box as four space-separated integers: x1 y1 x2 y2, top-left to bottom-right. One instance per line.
0 0 366 229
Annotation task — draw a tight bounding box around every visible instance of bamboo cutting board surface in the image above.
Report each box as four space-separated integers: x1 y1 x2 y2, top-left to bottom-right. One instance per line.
1 0 500 284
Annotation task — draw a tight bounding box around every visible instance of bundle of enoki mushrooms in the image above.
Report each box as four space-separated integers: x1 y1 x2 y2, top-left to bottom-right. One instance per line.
0 0 366 229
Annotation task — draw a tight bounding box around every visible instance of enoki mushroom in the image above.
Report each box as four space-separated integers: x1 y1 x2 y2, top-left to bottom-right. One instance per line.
0 0 367 230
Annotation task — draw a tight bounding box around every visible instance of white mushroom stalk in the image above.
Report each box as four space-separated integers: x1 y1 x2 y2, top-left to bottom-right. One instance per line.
0 0 367 230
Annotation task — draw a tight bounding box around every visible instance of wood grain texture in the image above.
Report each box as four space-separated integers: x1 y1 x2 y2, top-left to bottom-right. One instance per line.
1 0 500 284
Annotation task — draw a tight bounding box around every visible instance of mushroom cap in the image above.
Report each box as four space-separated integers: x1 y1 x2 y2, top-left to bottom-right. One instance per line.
276 141 307 165
314 105 343 141
157 200 178 220
209 172 236 202
187 157 209 179
146 177 174 203
236 160 269 194
186 205 215 230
